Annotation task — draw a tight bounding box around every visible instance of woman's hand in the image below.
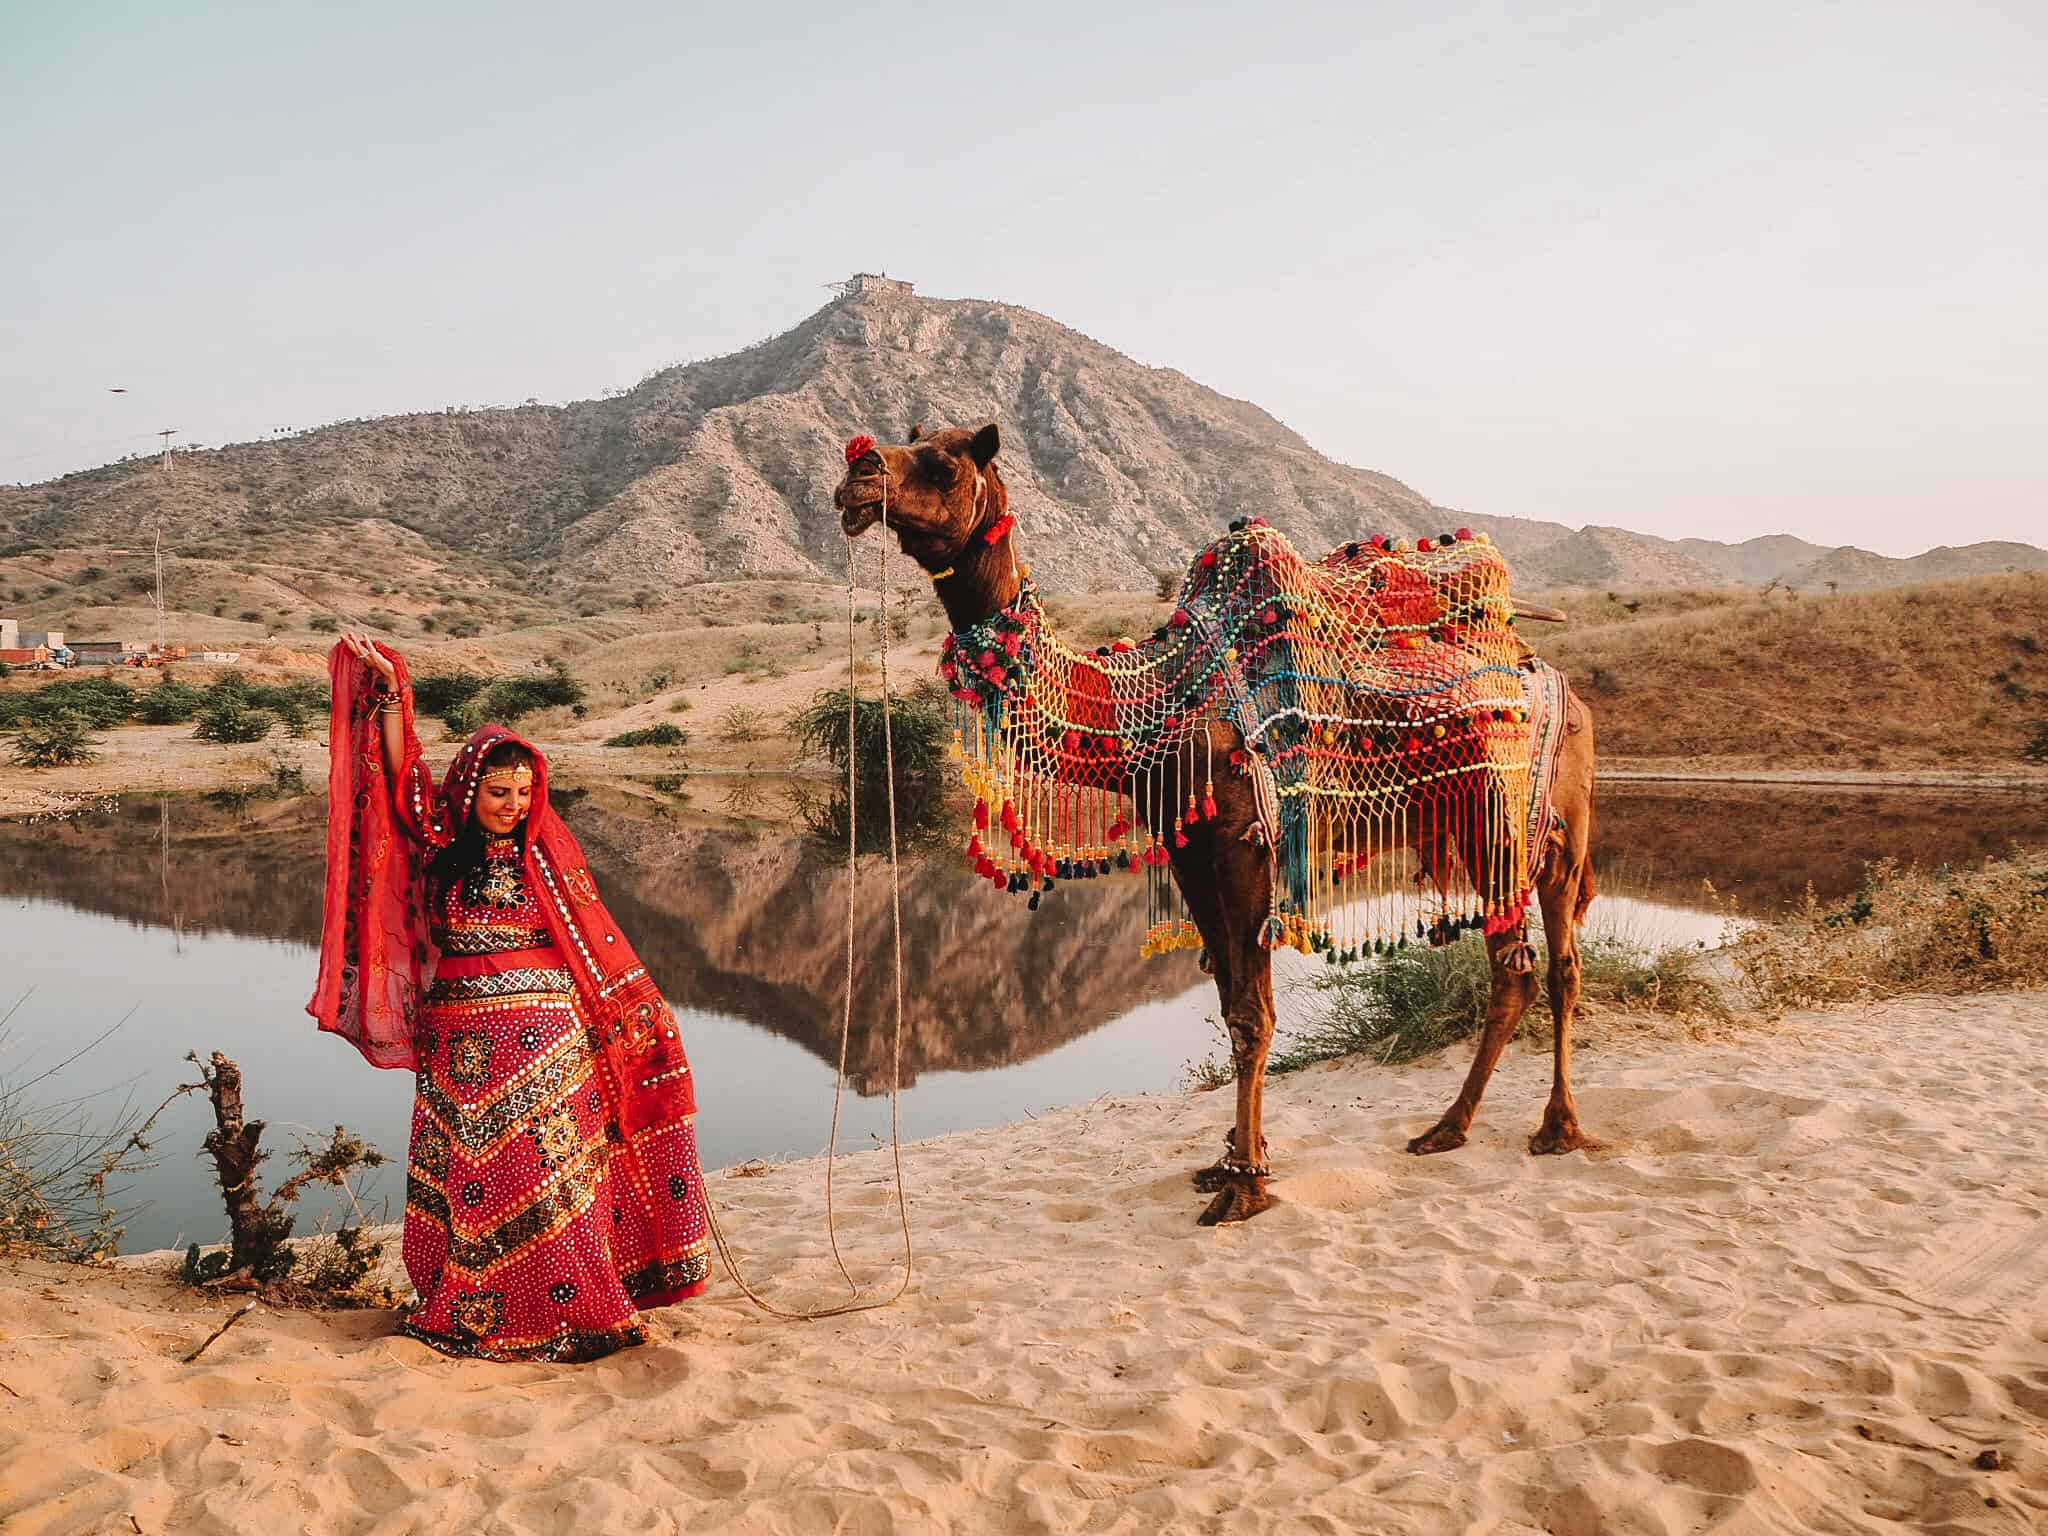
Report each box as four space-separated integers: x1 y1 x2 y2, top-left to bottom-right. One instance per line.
342 632 400 694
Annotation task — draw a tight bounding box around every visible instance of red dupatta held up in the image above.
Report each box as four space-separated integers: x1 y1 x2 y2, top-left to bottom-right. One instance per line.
307 643 696 1135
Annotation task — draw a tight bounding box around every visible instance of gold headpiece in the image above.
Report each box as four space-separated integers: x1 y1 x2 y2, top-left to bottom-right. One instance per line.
479 765 534 790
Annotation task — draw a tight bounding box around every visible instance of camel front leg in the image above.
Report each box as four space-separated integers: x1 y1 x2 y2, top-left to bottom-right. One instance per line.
1170 735 1278 1222
1407 928 1539 1154
1529 847 1593 1155
1198 948 1276 1225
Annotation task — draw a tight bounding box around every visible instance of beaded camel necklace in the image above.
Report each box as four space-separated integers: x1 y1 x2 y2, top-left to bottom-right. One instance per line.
939 517 1569 962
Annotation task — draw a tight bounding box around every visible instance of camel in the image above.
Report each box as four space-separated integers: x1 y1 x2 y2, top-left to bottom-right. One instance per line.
835 423 1599 1225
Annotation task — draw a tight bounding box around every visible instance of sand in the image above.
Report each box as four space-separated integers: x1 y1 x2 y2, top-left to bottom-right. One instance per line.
3 993 2045 1534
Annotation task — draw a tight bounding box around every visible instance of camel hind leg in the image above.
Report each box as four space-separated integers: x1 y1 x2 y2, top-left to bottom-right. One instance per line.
1407 780 1540 1154
1405 927 1539 1154
1530 812 1596 1154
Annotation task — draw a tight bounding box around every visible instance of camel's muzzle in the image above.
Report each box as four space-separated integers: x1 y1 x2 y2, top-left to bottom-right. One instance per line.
835 477 886 536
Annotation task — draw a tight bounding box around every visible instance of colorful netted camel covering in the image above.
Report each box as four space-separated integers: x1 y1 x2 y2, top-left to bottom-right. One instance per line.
940 519 1570 961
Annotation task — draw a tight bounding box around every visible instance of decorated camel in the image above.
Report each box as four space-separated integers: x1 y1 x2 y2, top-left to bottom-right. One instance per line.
834 423 1598 1225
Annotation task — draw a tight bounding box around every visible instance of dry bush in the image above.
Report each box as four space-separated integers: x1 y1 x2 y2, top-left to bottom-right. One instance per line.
1727 848 2048 1014
715 704 768 743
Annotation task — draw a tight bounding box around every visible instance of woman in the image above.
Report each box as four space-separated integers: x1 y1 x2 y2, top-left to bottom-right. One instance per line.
306 634 710 1361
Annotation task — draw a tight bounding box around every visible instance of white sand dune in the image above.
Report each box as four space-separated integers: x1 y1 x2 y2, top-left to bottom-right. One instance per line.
3 994 2045 1534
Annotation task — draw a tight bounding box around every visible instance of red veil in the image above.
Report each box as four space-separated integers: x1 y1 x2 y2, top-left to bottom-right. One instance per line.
306 643 696 1136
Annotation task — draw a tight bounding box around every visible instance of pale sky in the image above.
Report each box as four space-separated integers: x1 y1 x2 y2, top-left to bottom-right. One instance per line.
4 1 2042 556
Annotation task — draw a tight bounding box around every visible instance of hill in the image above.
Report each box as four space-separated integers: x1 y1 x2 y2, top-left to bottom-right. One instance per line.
3 284 2042 630
1540 571 2048 770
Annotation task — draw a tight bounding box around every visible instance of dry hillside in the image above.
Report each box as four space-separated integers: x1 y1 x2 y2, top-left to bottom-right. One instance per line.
1540 572 2048 770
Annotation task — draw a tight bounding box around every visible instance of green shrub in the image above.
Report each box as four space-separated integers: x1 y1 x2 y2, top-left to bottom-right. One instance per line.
193 701 275 744
308 615 340 634
10 713 101 767
245 677 328 716
441 698 486 737
5 675 136 729
1276 939 1498 1070
136 678 205 724
786 683 951 851
606 723 688 748
412 669 489 716
480 661 584 722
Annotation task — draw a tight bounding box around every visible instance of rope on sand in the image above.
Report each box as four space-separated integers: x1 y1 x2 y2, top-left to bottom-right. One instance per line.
700 463 914 1320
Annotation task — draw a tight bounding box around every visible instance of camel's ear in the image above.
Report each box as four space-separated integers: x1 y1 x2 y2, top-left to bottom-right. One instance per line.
967 421 1000 468
907 423 923 443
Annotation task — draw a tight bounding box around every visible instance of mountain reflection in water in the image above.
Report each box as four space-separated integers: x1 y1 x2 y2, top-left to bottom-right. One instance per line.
0 782 2039 1252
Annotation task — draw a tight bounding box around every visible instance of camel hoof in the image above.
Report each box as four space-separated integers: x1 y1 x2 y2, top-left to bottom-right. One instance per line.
1529 1120 1588 1156
1196 1178 1273 1226
1191 1161 1232 1192
1407 1122 1468 1156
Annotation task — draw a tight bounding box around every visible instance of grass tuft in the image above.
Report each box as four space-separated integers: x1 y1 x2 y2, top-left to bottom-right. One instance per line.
1272 933 1730 1072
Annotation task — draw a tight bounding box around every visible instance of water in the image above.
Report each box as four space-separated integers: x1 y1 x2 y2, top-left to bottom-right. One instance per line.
1 782 2040 1252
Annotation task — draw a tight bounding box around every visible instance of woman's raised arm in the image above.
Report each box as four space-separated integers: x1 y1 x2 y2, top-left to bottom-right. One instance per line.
342 632 405 784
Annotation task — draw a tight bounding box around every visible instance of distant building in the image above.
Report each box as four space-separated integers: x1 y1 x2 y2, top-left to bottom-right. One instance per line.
830 272 914 300
0 619 16 650
72 639 149 664
21 629 61 651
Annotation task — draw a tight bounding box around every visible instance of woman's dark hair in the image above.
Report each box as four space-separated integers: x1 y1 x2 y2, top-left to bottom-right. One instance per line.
427 740 535 883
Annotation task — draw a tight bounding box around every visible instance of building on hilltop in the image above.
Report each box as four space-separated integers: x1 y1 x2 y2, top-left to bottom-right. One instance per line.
829 272 914 300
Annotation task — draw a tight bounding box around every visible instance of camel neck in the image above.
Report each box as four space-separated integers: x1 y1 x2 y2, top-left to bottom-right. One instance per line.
933 530 1023 634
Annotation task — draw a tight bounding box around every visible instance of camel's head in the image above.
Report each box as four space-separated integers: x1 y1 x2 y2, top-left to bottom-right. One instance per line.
832 422 1007 573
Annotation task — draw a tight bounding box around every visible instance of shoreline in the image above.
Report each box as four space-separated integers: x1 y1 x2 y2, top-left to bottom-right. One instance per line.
8 991 2045 1533
3 725 2042 819
1600 766 2048 792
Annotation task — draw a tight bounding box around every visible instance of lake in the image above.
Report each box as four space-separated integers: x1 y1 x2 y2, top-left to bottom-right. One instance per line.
1 781 2041 1253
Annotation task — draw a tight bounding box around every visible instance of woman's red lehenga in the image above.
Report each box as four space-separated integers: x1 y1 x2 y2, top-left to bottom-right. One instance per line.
308 645 709 1363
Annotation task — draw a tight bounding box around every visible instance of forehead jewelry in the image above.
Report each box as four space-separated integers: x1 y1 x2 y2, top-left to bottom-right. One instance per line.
480 765 534 790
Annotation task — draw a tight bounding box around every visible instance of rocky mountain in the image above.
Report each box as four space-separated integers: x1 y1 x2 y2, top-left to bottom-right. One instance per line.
4 285 2041 595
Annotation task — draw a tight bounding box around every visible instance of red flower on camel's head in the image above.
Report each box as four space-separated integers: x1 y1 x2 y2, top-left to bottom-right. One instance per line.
844 434 877 465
